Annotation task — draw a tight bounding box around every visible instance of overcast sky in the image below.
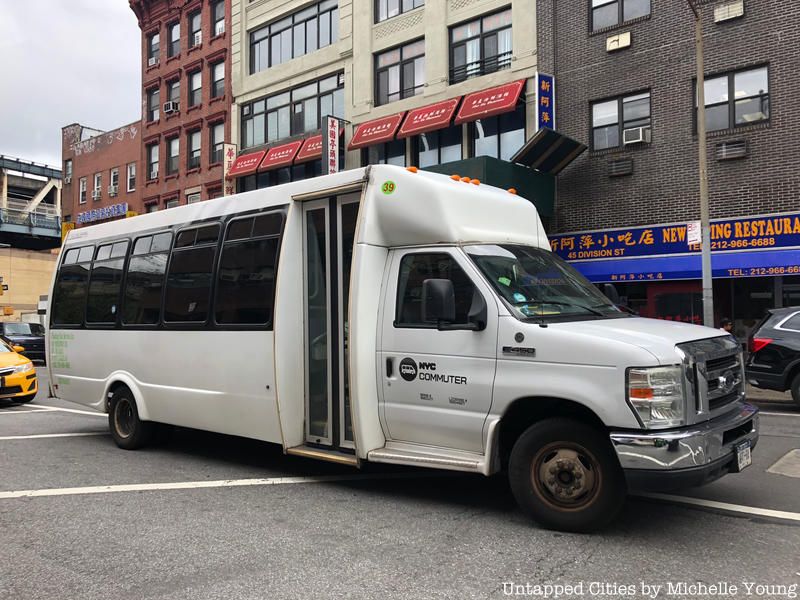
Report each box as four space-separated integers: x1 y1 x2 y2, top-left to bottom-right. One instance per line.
0 1 141 168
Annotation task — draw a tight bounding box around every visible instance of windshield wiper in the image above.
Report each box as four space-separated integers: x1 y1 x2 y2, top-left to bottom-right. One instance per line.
520 300 605 317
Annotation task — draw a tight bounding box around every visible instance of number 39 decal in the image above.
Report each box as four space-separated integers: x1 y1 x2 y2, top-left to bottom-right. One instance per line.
381 181 396 195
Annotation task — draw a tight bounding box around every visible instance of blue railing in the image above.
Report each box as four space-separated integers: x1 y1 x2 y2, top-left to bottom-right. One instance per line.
0 208 60 233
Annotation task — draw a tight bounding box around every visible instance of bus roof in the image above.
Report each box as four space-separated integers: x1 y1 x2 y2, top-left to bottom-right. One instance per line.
63 165 548 250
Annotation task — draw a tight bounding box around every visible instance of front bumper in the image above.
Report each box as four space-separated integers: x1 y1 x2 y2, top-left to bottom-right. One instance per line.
609 403 759 492
0 371 38 399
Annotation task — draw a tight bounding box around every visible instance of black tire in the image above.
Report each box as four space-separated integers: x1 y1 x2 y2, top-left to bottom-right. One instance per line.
14 394 36 404
791 373 800 407
508 418 626 532
108 387 154 450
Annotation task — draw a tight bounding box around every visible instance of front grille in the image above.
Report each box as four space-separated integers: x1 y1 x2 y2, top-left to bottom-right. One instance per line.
709 390 740 411
0 386 23 395
677 336 744 424
706 354 738 373
0 368 14 377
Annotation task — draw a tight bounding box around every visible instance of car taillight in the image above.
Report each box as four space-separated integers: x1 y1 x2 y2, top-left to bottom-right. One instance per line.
749 337 773 353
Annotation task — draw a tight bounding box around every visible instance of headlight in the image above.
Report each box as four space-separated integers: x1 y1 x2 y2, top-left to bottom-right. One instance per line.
13 362 34 374
627 365 685 429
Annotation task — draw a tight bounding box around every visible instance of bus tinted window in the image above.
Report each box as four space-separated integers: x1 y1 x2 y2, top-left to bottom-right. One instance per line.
51 245 94 326
164 246 216 322
215 237 279 324
87 245 128 324
151 232 172 252
124 254 169 325
253 213 283 237
196 224 220 245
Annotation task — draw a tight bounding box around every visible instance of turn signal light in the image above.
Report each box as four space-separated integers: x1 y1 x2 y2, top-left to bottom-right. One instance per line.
749 337 773 353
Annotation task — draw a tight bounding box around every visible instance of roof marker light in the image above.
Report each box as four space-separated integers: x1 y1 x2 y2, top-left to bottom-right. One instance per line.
470 179 480 185
460 176 471 183
450 174 461 181
508 188 517 195
406 166 418 173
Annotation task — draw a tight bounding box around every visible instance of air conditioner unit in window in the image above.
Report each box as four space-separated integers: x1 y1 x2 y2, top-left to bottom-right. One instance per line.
215 21 225 36
92 189 101 200
193 31 202 46
148 56 158 67
623 126 652 145
64 176 71 184
150 169 159 180
163 101 179 113
108 185 119 196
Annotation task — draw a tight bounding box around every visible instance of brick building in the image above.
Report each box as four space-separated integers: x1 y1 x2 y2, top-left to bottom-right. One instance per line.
130 0 232 211
61 123 142 226
536 0 800 333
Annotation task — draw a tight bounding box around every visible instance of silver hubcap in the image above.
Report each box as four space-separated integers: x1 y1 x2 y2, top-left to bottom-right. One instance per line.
114 399 134 439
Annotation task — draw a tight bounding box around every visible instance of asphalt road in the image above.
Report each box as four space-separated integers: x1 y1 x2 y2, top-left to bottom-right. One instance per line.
1 373 798 600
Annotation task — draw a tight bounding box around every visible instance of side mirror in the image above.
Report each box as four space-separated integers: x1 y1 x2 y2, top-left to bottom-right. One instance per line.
602 283 620 304
13 345 25 353
422 279 456 325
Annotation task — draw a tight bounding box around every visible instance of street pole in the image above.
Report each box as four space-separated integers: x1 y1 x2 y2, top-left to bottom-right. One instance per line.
689 0 714 327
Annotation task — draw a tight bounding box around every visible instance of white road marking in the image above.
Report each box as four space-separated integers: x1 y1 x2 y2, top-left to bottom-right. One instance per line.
638 492 800 523
0 432 107 441
33 406 106 417
0 408 52 415
0 472 433 500
760 411 800 417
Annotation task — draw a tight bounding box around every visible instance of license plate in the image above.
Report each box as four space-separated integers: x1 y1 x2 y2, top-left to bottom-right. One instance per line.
735 440 752 472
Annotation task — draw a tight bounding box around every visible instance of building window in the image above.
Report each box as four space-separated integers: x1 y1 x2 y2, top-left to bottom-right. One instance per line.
110 167 119 194
147 143 159 179
375 39 424 106
126 163 136 192
212 62 225 98
450 8 512 84
376 0 424 23
189 71 202 107
187 192 202 203
64 160 73 180
167 137 180 175
591 91 650 150
472 103 525 160
167 79 180 108
168 22 180 57
249 1 338 74
165 199 179 209
147 88 160 121
189 10 202 47
146 203 159 213
362 139 406 166
697 66 769 132
210 122 224 164
147 32 160 64
591 0 650 31
79 177 87 204
414 127 463 168
93 173 102 200
241 72 344 148
188 130 201 170
213 0 225 36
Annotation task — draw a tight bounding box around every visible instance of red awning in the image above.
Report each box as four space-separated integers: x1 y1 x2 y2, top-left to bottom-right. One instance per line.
227 150 267 177
258 140 303 171
347 112 405 150
454 79 526 124
294 127 343 164
397 97 462 139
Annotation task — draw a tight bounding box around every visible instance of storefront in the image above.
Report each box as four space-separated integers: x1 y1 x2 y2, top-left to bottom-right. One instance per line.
549 212 800 340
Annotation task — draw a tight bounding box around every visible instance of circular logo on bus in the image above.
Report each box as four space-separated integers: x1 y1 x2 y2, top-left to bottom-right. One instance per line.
381 181 396 195
399 357 417 382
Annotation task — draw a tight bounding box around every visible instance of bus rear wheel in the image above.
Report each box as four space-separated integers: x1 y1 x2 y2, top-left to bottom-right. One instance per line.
109 387 154 450
508 418 625 532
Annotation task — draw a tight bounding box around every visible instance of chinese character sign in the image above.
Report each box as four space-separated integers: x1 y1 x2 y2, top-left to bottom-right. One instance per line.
324 116 339 175
536 73 555 130
223 143 237 196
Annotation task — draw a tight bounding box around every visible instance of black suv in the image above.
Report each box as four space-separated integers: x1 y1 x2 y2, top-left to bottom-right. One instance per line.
0 322 45 363
745 307 800 406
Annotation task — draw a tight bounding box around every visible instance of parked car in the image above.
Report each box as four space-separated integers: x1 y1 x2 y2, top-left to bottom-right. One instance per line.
0 322 45 363
745 307 800 405
0 338 38 403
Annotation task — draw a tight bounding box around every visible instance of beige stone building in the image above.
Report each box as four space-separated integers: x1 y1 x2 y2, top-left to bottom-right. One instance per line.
229 0 540 187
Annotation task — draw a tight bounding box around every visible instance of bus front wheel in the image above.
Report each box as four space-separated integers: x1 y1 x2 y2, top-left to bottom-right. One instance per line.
508 418 625 532
109 387 154 450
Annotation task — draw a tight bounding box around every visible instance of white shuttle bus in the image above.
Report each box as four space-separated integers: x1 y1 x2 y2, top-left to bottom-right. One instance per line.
47 165 758 531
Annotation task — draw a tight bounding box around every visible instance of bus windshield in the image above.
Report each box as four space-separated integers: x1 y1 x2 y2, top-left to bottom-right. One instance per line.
465 244 625 321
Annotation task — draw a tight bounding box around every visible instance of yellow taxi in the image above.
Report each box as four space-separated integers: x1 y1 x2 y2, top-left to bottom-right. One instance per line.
0 338 37 404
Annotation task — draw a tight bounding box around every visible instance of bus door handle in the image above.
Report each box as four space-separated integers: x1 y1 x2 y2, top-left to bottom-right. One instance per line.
386 357 394 378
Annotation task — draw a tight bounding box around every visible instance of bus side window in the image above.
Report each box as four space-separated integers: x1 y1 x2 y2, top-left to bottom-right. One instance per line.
86 241 130 325
163 224 221 323
51 245 94 327
214 212 283 327
123 232 172 326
